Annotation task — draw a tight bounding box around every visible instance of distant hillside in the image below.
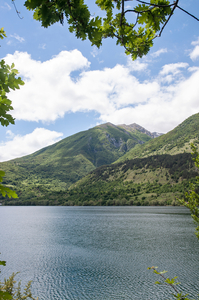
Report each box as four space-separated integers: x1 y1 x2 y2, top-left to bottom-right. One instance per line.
61 152 197 207
116 113 199 163
1 113 199 206
5 152 197 206
0 122 153 202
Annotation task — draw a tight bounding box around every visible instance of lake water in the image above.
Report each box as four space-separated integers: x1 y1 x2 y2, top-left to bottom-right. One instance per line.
0 206 198 300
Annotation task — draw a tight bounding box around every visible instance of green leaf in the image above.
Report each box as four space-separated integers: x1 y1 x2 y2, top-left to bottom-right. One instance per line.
155 281 161 284
0 291 13 300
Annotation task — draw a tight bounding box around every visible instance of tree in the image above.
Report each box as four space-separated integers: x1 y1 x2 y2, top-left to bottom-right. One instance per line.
148 144 199 300
0 171 18 199
24 0 199 60
0 260 38 300
148 266 192 300
0 260 12 300
179 143 199 240
0 27 24 199
0 29 24 127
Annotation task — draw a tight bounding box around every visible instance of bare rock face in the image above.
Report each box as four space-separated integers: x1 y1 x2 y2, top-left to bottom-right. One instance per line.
118 123 163 139
106 133 123 148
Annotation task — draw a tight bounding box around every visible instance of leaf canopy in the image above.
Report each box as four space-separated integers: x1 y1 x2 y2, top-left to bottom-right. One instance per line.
24 0 176 59
0 28 23 200
0 54 24 127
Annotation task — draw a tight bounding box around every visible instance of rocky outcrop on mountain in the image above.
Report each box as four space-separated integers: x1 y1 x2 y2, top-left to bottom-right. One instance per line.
118 123 163 139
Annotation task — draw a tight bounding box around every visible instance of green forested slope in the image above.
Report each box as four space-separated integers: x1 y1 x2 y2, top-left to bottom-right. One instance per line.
5 152 197 206
1 113 199 205
57 153 198 206
0 122 152 202
116 113 199 162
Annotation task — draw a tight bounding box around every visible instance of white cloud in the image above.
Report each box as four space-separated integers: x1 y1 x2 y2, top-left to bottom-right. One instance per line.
99 66 199 132
159 62 189 83
0 128 63 162
127 58 148 72
190 45 199 61
188 66 199 72
4 49 199 134
10 34 25 43
6 130 15 139
160 62 188 76
189 37 199 60
151 48 167 57
4 50 90 122
191 37 199 46
125 5 132 9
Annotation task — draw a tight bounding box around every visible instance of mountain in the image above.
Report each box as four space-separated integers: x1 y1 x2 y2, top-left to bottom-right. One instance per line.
0 122 156 203
57 113 199 207
118 123 163 139
51 152 197 206
1 113 199 206
116 113 199 163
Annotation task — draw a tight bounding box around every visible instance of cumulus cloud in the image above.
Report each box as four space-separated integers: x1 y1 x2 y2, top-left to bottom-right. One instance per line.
6 130 15 139
159 62 188 76
191 38 199 46
190 45 199 61
189 37 199 60
0 128 63 162
158 62 189 83
4 50 90 122
127 58 148 72
4 48 199 134
151 48 167 57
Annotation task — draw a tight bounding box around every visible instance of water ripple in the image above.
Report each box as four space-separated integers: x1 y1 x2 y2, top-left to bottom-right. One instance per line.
0 206 198 300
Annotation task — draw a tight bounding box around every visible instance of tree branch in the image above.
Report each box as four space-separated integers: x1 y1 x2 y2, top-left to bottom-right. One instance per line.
177 5 199 21
12 0 23 19
124 8 154 14
136 0 176 8
123 13 139 30
155 0 179 38
120 0 125 27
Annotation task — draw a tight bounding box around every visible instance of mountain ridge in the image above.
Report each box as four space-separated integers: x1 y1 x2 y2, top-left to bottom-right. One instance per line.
118 123 163 139
116 113 199 163
0 121 155 202
0 113 199 205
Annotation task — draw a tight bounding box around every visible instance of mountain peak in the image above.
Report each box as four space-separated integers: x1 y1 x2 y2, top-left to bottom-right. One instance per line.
96 122 162 138
118 123 163 139
96 122 117 129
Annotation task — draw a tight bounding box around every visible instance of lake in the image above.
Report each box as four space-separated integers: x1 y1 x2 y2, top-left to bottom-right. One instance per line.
0 206 198 299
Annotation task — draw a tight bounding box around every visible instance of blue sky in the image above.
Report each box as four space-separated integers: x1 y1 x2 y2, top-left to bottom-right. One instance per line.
0 0 199 161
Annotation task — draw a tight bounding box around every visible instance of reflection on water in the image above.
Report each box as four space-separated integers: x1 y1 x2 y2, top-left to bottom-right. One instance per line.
0 206 198 299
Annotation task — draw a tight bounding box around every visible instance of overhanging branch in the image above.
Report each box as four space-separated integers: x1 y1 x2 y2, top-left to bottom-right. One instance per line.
136 0 176 8
177 5 199 21
156 0 179 38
